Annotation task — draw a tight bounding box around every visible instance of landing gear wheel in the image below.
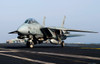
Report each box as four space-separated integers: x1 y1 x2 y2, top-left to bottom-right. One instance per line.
61 41 65 47
26 41 34 48
29 42 34 48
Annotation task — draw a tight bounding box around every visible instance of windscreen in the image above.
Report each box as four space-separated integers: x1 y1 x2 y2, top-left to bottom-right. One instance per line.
25 18 38 24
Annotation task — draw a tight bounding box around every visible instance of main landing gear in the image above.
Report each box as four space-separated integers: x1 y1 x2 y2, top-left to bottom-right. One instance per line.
61 41 65 47
58 37 65 47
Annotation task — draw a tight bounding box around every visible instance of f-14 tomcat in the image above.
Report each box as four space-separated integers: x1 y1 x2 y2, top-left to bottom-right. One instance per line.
9 16 98 48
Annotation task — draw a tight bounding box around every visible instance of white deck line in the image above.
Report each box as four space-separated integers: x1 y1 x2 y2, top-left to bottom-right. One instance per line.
0 53 55 64
1 48 100 61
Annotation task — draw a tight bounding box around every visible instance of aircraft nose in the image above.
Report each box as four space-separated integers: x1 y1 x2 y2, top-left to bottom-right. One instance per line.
17 26 28 34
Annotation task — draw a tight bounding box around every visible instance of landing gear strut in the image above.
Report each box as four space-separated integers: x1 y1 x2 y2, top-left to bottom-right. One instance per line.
58 37 65 47
61 41 65 47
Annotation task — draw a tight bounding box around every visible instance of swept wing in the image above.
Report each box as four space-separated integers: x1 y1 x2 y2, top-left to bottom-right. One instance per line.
47 27 98 33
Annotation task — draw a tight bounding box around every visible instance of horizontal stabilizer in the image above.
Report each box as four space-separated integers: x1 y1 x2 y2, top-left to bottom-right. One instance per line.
66 29 98 33
9 31 18 34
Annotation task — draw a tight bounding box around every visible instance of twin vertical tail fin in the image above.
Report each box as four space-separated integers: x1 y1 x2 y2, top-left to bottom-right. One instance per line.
43 16 66 27
43 16 46 26
62 16 66 27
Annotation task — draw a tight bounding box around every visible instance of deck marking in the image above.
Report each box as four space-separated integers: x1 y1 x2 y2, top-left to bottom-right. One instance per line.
81 47 100 50
1 48 100 62
0 53 55 64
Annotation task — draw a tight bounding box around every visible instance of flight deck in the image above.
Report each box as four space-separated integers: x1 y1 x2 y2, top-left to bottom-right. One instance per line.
0 43 100 64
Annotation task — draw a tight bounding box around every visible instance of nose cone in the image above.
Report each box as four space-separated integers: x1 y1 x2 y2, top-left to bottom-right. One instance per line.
17 25 28 34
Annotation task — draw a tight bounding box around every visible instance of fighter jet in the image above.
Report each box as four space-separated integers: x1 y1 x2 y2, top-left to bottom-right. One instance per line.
9 16 98 48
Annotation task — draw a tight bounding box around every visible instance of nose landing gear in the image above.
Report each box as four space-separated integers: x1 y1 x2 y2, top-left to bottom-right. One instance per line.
26 39 35 48
26 35 36 48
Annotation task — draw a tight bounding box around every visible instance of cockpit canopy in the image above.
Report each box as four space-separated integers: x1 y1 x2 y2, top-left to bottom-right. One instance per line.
25 18 38 24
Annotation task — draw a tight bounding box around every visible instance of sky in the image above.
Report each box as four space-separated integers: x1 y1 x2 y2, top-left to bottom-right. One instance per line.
0 0 100 43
